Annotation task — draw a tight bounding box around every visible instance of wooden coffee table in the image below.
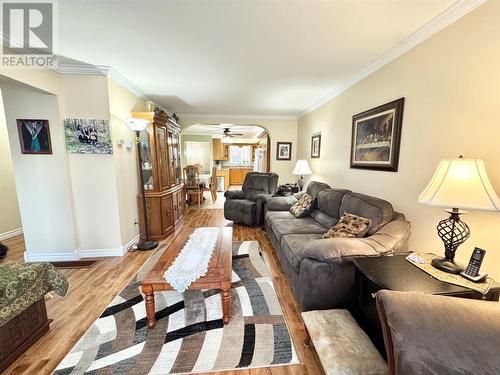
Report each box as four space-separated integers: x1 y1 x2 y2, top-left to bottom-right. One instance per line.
141 227 233 329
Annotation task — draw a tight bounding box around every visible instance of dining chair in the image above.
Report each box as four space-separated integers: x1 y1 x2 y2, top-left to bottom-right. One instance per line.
183 165 202 207
202 166 218 203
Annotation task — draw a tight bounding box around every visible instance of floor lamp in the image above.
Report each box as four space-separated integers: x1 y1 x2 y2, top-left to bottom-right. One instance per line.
125 118 158 251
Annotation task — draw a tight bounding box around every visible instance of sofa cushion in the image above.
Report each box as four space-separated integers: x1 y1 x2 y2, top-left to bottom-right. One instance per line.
266 210 296 221
340 193 394 235
290 194 313 218
309 210 339 229
305 181 331 198
280 234 323 272
224 199 256 225
270 217 328 242
317 189 351 218
322 212 372 239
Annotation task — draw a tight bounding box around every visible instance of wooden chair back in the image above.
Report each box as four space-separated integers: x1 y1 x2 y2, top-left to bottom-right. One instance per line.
194 164 203 175
183 165 201 191
210 166 217 191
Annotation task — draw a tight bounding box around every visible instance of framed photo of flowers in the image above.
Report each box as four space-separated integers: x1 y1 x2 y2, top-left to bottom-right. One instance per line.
350 98 404 172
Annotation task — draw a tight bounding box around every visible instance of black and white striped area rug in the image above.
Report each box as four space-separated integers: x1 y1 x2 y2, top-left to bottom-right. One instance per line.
53 241 299 374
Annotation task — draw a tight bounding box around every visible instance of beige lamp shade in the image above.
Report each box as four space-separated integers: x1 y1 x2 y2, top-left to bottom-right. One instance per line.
418 158 500 211
293 160 312 175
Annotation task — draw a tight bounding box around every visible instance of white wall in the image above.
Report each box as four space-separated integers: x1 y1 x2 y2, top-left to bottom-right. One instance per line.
297 1 500 279
180 117 298 184
0 80 78 255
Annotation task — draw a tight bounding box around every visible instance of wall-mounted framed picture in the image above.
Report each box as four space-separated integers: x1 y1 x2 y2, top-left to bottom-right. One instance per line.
311 133 321 158
17 119 52 154
64 118 113 154
276 142 292 160
350 98 404 172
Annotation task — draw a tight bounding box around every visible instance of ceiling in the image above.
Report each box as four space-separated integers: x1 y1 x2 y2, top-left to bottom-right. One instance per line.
57 0 457 116
182 124 264 140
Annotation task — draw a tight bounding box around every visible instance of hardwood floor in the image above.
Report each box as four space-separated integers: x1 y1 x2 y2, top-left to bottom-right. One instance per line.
2 209 323 375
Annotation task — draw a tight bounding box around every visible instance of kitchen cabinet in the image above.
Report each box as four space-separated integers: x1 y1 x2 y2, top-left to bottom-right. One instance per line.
229 167 252 185
212 138 229 160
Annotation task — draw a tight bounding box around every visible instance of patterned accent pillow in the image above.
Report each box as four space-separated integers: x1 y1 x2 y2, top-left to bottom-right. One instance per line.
289 194 314 218
322 212 372 239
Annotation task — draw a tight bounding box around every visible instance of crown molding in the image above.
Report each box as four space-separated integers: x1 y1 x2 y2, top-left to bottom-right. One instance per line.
56 63 150 99
177 112 297 121
297 0 486 119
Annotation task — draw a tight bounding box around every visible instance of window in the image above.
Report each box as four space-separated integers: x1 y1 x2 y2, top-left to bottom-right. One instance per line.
229 145 251 165
185 141 210 172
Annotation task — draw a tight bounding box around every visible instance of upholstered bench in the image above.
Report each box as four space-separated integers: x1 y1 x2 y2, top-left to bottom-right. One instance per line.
302 309 387 375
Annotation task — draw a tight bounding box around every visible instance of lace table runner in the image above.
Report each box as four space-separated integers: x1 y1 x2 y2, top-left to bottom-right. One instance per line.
406 252 493 295
163 227 221 292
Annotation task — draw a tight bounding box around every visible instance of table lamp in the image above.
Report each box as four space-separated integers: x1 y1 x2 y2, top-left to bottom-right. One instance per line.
125 117 158 251
418 156 500 273
293 160 312 191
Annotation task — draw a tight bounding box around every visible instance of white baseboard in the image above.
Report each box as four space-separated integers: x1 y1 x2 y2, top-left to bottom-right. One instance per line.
79 248 125 258
121 234 140 254
24 251 79 262
0 227 23 241
23 234 141 262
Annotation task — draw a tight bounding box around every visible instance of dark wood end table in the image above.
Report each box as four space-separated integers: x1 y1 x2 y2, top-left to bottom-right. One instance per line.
141 227 233 329
352 253 500 356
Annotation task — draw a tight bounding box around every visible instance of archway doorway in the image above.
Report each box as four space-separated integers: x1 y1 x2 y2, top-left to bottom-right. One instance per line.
180 123 271 208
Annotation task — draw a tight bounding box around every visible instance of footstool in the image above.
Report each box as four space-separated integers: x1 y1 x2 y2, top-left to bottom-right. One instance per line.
302 309 387 375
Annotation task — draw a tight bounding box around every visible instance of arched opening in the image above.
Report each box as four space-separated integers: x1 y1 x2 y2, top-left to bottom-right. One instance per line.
180 123 271 208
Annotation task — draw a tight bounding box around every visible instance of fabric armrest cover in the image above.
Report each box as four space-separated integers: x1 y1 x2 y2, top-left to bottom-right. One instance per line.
224 190 246 200
376 290 500 375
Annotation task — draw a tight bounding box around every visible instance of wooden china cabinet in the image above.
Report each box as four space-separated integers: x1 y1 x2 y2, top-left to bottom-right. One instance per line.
132 109 185 241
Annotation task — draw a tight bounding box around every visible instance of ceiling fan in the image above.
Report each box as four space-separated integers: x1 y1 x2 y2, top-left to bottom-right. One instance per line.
222 127 243 138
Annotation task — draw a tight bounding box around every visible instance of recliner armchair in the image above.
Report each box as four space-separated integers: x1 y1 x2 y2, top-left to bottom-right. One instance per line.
224 172 279 226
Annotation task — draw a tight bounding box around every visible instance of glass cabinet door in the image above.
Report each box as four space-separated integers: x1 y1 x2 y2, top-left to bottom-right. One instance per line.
139 126 155 190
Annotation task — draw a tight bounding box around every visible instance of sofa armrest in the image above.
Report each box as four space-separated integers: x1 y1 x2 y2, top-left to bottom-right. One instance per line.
224 190 246 200
303 238 379 264
265 193 303 211
363 219 411 254
303 219 411 263
376 290 500 375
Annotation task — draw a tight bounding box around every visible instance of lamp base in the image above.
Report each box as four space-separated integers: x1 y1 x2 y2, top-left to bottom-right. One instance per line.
136 240 158 251
431 257 464 274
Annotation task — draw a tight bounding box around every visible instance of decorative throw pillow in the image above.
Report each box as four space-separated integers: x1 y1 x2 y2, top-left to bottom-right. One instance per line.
289 194 314 218
322 212 372 239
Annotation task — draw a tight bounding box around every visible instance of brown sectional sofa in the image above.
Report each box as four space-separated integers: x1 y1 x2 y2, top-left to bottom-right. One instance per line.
264 181 411 311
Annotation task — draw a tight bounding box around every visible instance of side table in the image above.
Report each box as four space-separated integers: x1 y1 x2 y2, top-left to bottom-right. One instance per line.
352 253 500 357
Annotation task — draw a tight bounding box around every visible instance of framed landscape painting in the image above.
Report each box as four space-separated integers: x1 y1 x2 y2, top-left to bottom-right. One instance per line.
350 98 404 172
276 142 292 160
17 119 52 154
64 118 113 154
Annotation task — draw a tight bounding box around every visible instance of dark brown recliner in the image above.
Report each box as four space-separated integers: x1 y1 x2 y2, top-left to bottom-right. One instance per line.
224 172 279 226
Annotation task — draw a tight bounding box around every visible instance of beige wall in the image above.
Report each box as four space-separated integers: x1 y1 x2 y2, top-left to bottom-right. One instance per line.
107 78 148 245
297 1 500 279
180 117 298 184
1 80 78 254
0 69 148 258
0 107 21 236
